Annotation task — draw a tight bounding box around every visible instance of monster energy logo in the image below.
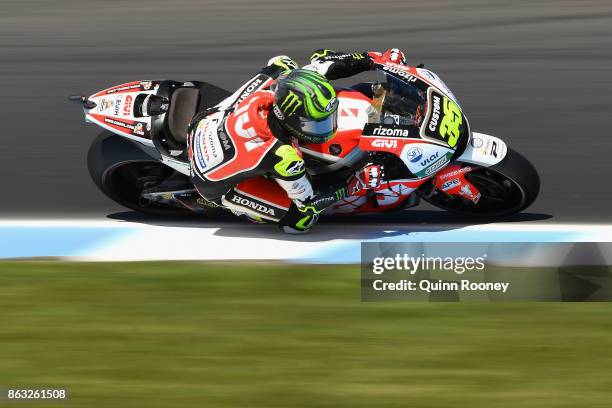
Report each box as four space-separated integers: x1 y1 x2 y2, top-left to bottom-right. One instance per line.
335 187 347 200
311 49 333 59
286 70 337 119
273 56 298 72
280 90 302 116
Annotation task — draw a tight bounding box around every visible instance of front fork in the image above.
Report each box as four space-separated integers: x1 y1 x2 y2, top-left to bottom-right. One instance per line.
430 163 482 204
426 132 509 204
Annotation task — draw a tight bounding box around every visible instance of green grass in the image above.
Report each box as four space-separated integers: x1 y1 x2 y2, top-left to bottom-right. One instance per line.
0 262 611 407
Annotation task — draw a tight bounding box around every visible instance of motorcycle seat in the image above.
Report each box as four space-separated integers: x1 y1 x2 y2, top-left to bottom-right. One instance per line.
167 87 200 145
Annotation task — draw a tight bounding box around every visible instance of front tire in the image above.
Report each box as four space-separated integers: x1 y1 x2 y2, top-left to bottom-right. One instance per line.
418 148 540 217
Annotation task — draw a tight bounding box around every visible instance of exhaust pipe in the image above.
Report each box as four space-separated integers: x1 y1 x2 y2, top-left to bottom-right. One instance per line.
68 95 97 110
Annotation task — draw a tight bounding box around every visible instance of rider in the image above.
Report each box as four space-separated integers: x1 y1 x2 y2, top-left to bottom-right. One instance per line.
188 48 406 233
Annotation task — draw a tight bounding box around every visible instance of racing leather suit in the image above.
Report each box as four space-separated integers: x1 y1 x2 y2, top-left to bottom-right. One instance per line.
187 50 381 232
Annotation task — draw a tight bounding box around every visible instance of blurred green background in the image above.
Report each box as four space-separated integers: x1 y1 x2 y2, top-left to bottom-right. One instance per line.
1 261 611 407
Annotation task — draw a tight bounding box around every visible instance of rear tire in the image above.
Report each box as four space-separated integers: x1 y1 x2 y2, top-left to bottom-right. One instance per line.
87 131 194 216
418 148 540 217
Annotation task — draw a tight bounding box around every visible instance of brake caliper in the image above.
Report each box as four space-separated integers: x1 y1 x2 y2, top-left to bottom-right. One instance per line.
432 164 481 204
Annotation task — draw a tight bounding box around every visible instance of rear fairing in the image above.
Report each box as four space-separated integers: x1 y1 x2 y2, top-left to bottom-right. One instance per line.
85 80 163 147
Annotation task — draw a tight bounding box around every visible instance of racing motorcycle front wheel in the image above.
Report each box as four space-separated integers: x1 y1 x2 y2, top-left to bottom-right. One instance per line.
87 131 199 216
417 148 540 217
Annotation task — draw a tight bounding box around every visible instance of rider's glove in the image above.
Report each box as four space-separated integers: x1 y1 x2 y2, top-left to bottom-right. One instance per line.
347 163 384 196
292 163 384 216
310 49 369 63
266 55 299 74
305 49 372 80
368 48 407 66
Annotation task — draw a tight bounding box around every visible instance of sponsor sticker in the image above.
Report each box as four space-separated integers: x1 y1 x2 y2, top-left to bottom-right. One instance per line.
325 97 338 112
439 166 473 181
420 87 463 148
481 138 506 159
193 123 208 172
236 77 264 104
285 161 305 175
103 117 148 138
441 178 460 191
371 138 398 149
489 141 499 158
99 98 113 112
204 131 223 165
133 122 144 136
363 124 413 138
97 81 158 97
418 69 437 81
123 94 133 116
273 105 285 120
424 154 450 176
459 184 481 203
217 128 233 152
381 65 418 83
420 151 440 167
113 95 123 116
193 119 225 173
231 194 276 216
401 142 454 179
470 137 483 148
106 83 143 94
406 147 423 163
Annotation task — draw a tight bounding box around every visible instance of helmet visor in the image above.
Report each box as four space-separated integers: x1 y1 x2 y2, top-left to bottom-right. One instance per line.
293 112 338 143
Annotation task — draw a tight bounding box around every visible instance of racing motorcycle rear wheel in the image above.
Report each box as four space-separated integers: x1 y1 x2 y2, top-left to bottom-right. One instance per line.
417 148 540 217
87 131 199 216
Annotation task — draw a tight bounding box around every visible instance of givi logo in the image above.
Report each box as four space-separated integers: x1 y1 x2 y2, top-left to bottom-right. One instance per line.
371 138 397 149
123 95 133 116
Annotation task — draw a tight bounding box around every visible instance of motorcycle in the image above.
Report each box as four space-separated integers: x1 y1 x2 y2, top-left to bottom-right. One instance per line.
71 62 539 219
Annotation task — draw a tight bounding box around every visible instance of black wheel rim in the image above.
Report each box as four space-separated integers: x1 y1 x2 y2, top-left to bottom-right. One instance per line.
103 161 187 213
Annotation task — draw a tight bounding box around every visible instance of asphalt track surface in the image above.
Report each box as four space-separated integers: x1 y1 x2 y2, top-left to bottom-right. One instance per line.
1 0 611 224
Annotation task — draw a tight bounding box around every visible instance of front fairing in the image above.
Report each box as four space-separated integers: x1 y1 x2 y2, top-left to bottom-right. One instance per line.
374 63 471 151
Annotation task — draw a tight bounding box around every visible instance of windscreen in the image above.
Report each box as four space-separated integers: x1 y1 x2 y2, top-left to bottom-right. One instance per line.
367 71 470 150
368 74 428 127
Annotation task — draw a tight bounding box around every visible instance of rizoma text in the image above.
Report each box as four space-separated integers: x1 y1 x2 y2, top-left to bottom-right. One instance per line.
372 254 486 275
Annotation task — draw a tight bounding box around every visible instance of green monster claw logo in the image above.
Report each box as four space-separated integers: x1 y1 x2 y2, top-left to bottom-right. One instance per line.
285 71 337 120
311 49 334 59
334 187 347 201
273 56 298 73
298 205 324 215
280 90 302 116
